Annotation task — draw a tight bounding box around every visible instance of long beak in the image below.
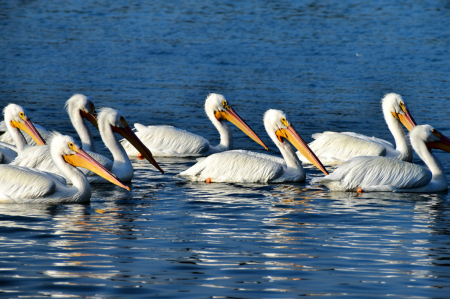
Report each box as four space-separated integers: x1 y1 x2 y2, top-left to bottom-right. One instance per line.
215 108 268 150
11 119 46 145
63 148 130 191
427 131 450 153
80 111 99 130
276 125 329 175
112 125 164 174
392 108 417 132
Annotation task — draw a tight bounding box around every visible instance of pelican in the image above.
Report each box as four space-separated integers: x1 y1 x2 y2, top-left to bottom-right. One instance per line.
0 94 98 150
0 104 46 164
0 133 129 204
10 107 163 183
297 93 417 165
313 125 450 192
121 93 268 157
178 109 329 183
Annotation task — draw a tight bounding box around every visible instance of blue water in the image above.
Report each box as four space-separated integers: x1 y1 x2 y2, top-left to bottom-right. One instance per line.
1 0 450 298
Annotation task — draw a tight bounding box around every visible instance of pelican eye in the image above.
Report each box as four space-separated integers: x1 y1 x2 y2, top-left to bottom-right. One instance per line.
281 117 289 127
19 111 26 120
120 116 128 127
68 142 76 150
399 102 406 112
222 100 230 110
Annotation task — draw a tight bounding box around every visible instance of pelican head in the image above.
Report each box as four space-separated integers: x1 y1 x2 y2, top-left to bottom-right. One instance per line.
3 103 46 146
98 107 164 174
50 133 129 190
65 94 98 129
205 93 268 150
411 124 450 153
382 93 417 131
264 109 328 175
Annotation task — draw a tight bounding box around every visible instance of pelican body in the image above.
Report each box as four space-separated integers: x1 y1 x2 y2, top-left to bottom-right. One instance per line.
11 108 163 183
121 93 268 157
0 104 46 164
179 109 329 183
0 133 129 204
313 125 450 193
298 93 417 165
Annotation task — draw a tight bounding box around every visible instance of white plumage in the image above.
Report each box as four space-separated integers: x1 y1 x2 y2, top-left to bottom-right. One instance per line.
11 107 163 183
179 109 329 183
313 125 450 192
0 141 17 164
298 93 417 165
0 133 129 204
0 104 46 164
125 125 210 157
179 150 285 183
121 93 268 157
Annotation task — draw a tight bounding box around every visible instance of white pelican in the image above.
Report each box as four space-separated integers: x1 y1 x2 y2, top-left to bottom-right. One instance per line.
297 93 417 165
313 125 450 192
121 93 268 157
10 107 163 183
178 109 329 183
0 104 46 164
0 94 98 150
0 133 129 204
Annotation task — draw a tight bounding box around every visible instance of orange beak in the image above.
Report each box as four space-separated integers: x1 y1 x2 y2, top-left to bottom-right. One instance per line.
215 107 268 150
427 130 450 153
276 125 329 175
391 106 417 132
80 110 99 130
63 147 130 191
11 118 46 145
112 125 164 174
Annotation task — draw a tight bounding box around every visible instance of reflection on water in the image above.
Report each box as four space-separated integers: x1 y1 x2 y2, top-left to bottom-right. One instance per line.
1 0 450 297
0 159 449 297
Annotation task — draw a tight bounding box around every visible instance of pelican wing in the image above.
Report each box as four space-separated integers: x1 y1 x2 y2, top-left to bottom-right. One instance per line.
179 150 284 183
313 156 432 191
10 145 55 171
0 120 6 133
298 132 387 165
337 132 394 148
0 165 57 200
339 132 407 159
121 124 210 157
0 141 18 164
0 123 50 146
